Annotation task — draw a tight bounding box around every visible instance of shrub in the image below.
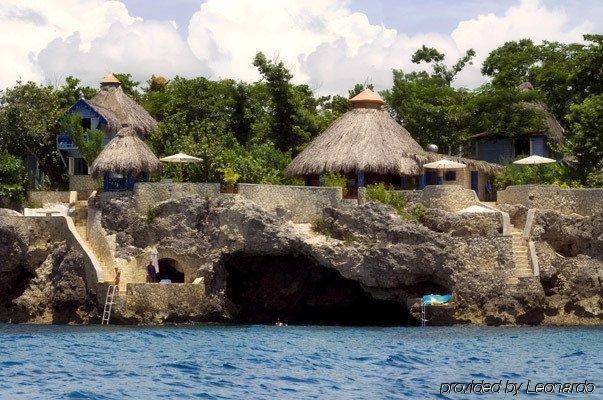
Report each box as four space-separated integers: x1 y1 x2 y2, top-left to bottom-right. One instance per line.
494 163 582 190
411 204 427 220
322 171 348 196
311 217 332 237
0 152 26 205
365 183 411 218
146 206 157 223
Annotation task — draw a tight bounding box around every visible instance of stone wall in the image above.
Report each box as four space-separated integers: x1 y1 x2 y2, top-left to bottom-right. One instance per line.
27 191 74 205
19 216 105 287
133 182 220 213
237 183 343 223
118 283 211 324
497 185 603 216
69 175 98 199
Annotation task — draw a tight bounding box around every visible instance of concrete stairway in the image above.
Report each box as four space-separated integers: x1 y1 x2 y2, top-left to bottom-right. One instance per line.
73 200 88 240
507 228 533 284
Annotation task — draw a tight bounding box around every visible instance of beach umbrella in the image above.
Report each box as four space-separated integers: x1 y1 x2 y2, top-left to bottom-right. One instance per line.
423 159 466 185
422 159 467 169
160 153 203 181
512 155 556 165
159 153 203 163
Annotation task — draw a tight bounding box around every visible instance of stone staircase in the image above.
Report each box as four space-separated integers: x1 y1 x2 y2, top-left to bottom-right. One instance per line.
507 227 533 284
72 200 89 240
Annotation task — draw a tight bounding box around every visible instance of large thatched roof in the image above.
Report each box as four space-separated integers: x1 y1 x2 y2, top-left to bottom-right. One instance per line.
90 125 161 178
84 74 157 136
471 82 565 145
286 89 500 176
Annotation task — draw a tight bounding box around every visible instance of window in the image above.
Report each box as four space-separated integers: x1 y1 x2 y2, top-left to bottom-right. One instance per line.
73 158 88 175
514 137 530 158
81 118 91 129
444 171 457 181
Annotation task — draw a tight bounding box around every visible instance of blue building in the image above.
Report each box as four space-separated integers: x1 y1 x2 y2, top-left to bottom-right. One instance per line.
470 83 565 165
57 74 157 195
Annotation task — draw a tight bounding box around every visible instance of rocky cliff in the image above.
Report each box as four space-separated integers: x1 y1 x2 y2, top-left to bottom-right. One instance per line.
0 214 96 323
1 194 600 326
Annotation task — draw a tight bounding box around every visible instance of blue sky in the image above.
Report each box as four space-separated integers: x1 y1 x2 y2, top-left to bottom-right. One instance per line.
1 0 601 93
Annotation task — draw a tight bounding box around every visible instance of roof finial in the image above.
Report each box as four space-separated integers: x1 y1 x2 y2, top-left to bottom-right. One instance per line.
349 88 385 109
100 73 121 89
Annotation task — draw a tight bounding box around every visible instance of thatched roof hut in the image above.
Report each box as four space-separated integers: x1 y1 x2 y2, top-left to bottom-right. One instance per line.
286 89 499 176
470 82 565 146
84 74 157 137
90 125 161 179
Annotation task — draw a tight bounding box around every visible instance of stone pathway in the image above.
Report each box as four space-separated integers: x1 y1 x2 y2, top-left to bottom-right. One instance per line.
507 227 534 284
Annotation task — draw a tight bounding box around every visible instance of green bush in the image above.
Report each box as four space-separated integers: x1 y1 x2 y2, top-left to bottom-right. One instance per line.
311 216 332 237
365 183 413 219
322 171 348 195
145 206 157 223
494 163 582 190
0 151 26 205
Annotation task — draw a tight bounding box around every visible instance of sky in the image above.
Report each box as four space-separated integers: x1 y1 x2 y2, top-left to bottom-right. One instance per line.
0 0 600 94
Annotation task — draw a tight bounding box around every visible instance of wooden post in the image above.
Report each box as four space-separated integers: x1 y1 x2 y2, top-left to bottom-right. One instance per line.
357 170 365 188
400 175 408 189
418 174 426 189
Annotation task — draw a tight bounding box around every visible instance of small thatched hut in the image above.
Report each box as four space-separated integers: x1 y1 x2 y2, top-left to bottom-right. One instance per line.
58 74 159 195
470 82 565 164
286 89 500 199
90 125 160 191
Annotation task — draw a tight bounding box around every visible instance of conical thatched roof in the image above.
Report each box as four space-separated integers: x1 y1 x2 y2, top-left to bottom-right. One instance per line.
286 88 501 176
87 85 157 137
286 105 426 176
90 125 161 178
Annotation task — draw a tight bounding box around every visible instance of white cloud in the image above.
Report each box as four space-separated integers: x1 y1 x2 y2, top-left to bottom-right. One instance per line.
0 0 596 93
37 20 208 86
0 0 136 87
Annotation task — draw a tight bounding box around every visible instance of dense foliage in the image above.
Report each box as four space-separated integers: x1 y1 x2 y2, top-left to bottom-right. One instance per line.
0 35 601 200
0 151 26 204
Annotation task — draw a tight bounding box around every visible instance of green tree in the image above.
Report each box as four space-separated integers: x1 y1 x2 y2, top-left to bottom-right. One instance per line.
55 76 97 109
114 73 141 101
253 52 321 152
61 114 104 165
466 84 546 139
564 94 603 183
0 151 27 205
0 81 66 187
412 45 476 85
383 70 472 153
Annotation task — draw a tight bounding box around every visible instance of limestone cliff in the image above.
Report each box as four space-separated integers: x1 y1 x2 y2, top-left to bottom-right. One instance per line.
1 194 600 326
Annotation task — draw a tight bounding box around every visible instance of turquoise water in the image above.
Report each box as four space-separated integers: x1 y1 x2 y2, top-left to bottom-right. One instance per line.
0 324 601 399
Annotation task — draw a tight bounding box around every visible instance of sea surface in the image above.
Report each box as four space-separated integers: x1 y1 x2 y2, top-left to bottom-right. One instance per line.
0 324 601 399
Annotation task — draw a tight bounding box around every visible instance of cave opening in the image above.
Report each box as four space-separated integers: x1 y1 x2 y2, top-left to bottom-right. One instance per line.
223 252 416 326
158 258 184 283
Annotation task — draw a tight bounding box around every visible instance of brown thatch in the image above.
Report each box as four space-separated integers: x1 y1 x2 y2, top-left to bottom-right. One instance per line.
83 77 157 137
472 82 565 145
286 90 501 176
286 106 426 176
90 125 161 178
415 152 502 174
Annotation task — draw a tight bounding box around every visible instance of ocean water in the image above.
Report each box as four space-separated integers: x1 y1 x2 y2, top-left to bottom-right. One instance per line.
0 324 601 399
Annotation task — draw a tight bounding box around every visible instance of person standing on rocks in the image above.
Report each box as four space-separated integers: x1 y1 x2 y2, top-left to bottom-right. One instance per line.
146 262 157 283
114 267 121 291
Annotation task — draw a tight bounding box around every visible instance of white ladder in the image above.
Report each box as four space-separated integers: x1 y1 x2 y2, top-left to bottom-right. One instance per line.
101 285 118 325
420 301 428 327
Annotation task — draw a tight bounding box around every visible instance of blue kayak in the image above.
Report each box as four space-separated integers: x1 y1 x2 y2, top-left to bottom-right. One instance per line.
422 294 453 305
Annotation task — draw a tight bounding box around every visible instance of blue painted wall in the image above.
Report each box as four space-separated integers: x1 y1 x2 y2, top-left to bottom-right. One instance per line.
475 138 514 164
530 135 548 157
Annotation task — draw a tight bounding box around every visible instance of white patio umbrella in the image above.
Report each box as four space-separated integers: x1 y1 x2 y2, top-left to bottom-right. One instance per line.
159 153 203 181
512 155 556 165
423 159 467 169
159 153 203 163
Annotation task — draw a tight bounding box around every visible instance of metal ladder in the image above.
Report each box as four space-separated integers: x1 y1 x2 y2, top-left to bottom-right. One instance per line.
420 301 428 327
101 285 118 325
